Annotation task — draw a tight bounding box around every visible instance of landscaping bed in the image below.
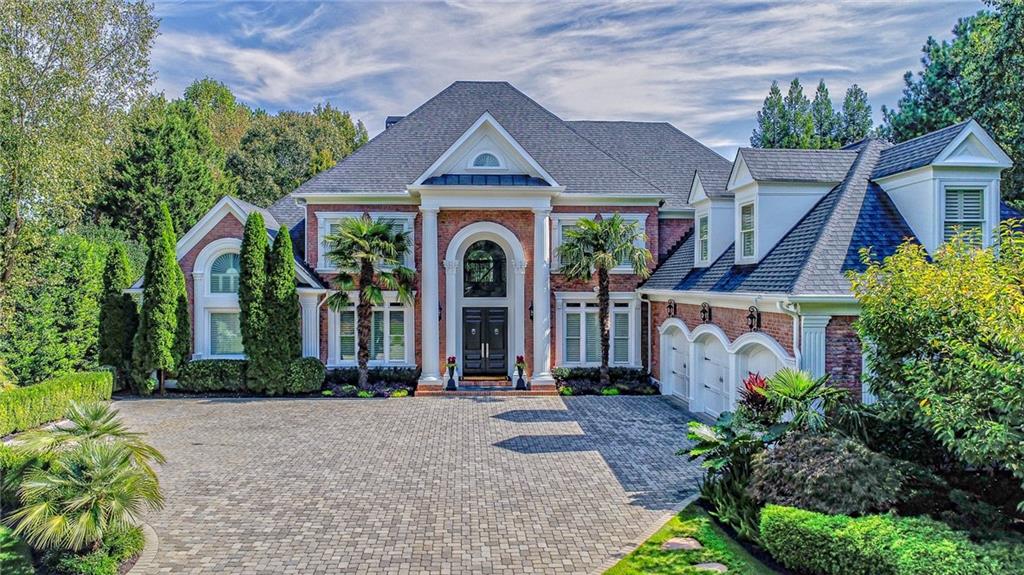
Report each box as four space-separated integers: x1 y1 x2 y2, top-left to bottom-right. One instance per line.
553 367 656 396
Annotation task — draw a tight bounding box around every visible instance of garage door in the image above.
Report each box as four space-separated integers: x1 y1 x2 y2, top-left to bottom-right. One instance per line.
662 329 689 398
701 338 729 417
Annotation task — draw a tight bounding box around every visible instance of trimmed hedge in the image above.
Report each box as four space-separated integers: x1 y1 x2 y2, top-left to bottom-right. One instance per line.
0 371 113 437
284 358 325 394
176 360 247 393
758 505 1013 575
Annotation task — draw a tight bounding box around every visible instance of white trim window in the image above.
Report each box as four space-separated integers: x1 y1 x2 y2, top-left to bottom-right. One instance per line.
209 311 244 357
943 188 984 244
557 293 639 367
698 214 709 263
739 203 755 259
328 295 415 366
317 212 415 271
551 213 648 274
471 152 501 168
210 253 240 293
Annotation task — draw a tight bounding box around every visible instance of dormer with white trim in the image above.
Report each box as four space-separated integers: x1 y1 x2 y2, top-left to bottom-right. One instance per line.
727 148 856 265
873 120 1012 254
688 171 734 268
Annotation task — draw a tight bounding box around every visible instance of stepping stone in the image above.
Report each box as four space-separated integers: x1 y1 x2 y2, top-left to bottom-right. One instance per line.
693 563 728 573
661 537 703 551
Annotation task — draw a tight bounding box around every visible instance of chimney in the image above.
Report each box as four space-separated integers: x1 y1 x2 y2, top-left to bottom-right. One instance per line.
385 116 404 129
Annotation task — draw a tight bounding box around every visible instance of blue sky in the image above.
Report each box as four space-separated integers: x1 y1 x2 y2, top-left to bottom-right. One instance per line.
153 0 982 158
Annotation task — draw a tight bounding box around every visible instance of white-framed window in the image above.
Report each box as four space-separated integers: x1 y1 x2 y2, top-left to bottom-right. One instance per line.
698 214 709 262
739 203 755 259
551 213 648 274
471 152 501 168
943 188 985 244
557 293 638 367
209 311 244 357
210 253 240 294
328 294 414 366
316 212 415 271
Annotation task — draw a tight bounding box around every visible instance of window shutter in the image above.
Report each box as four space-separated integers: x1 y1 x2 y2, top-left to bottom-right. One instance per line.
371 311 385 360
565 313 581 363
741 204 755 258
699 216 709 261
944 189 985 242
210 313 244 355
339 310 356 360
585 312 600 363
389 309 405 361
613 312 630 364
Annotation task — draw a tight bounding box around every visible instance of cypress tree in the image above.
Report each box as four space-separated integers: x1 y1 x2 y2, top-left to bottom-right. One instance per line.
750 81 786 148
172 264 191 375
135 203 180 394
811 80 840 149
782 78 814 149
239 212 268 391
99 243 139 388
840 84 873 145
262 229 301 393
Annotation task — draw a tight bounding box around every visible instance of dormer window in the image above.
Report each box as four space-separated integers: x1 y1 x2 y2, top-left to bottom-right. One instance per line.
472 152 500 168
740 203 755 259
698 215 709 262
943 188 985 244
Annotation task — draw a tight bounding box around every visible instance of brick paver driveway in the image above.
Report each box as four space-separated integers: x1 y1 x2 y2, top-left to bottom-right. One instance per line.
117 396 701 574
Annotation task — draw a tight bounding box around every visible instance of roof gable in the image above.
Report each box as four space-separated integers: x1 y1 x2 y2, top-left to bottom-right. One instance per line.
176 196 278 260
688 172 708 204
933 119 1013 169
727 153 754 189
735 148 858 184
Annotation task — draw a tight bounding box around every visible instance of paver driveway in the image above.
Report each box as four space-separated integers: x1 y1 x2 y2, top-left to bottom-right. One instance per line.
116 395 701 574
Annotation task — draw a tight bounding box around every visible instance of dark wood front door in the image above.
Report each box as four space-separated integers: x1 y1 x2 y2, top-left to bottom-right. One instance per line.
462 307 508 376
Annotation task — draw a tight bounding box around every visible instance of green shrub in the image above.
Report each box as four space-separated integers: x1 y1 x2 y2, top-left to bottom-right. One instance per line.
284 357 325 394
759 505 1002 575
0 443 53 507
0 371 113 436
55 550 118 575
326 367 419 388
552 367 654 395
356 390 374 398
390 388 409 398
321 390 334 397
600 387 620 396
0 526 33 575
559 386 573 396
338 385 357 397
176 360 247 393
102 527 145 562
749 434 903 516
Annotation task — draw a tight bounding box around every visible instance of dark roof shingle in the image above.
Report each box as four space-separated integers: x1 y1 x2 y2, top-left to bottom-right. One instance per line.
872 120 969 179
739 148 858 183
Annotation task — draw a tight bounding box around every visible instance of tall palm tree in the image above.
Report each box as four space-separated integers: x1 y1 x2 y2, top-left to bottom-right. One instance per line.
325 214 415 388
557 214 652 386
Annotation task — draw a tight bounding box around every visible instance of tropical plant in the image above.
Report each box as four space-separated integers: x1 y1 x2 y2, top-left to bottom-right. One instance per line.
556 214 652 386
737 372 776 424
761 368 848 433
325 214 414 388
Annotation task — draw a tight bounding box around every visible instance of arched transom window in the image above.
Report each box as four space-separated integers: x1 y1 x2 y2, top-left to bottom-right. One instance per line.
472 152 500 168
210 253 240 293
463 240 506 297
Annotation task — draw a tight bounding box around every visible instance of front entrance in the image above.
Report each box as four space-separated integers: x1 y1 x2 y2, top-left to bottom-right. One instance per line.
462 307 508 376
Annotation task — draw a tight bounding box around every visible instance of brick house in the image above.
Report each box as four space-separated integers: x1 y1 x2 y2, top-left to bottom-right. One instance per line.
162 81 1014 415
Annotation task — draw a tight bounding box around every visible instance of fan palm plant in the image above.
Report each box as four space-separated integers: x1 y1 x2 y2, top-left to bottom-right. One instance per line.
7 441 164 552
17 403 165 477
325 214 415 388
761 368 847 432
556 214 652 386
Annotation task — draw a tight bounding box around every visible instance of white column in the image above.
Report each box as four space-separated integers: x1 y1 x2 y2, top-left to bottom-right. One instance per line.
513 259 528 378
532 208 555 384
192 271 206 359
800 315 832 377
298 292 320 358
419 207 442 384
443 258 459 363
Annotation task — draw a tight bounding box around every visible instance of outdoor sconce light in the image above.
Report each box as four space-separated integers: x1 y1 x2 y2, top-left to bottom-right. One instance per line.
700 302 712 323
439 303 443 321
746 305 762 331
667 299 677 317
529 303 534 320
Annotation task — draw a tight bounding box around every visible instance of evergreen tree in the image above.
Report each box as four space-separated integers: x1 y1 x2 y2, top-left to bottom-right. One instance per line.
98 243 139 387
811 80 840 149
239 213 269 391
261 229 301 393
134 204 180 394
172 265 190 376
839 84 873 145
782 78 814 149
751 81 787 148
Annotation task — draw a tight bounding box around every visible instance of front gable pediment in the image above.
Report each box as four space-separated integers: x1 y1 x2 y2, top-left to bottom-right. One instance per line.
727 153 754 190
934 119 1013 169
688 172 708 205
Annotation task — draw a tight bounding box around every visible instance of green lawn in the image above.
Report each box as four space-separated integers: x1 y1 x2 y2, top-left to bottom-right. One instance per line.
605 505 778 575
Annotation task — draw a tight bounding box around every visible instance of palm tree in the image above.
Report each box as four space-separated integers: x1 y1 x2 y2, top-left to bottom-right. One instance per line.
325 213 415 388
7 441 164 552
18 402 165 477
761 368 848 432
557 214 653 386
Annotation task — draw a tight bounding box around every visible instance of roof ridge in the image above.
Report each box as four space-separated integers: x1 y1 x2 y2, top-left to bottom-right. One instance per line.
885 119 971 148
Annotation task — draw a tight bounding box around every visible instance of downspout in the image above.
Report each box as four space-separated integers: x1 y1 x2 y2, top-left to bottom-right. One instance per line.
776 300 802 369
646 295 653 375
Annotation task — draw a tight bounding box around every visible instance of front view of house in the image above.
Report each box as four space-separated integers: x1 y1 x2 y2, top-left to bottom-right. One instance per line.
160 81 1014 412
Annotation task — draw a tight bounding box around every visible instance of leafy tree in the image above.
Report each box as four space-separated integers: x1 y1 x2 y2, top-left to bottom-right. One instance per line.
98 243 139 387
0 0 157 330
325 215 414 389
259 229 301 393
133 204 181 394
781 78 814 149
811 80 840 149
881 2 1024 201
239 213 269 390
751 81 787 148
183 77 252 154
850 222 1024 509
556 214 652 386
839 84 873 145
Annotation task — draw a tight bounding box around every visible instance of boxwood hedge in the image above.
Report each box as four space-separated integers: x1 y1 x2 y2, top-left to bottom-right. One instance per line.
0 371 113 437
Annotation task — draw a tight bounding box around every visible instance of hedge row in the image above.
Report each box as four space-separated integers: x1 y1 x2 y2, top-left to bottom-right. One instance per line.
551 367 656 395
759 505 1021 575
0 371 113 437
176 358 325 395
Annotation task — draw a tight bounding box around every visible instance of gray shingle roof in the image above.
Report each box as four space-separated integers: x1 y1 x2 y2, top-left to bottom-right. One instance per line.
690 168 732 200
739 148 859 183
564 121 731 209
292 81 666 198
872 120 969 179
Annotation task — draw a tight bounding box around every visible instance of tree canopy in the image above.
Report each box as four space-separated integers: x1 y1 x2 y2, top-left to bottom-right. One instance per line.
751 78 873 149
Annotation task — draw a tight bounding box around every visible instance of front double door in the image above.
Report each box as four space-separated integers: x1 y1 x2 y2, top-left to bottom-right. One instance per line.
462 307 508 377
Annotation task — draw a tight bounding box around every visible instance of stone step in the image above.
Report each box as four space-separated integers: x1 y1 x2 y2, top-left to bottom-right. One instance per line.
416 384 558 397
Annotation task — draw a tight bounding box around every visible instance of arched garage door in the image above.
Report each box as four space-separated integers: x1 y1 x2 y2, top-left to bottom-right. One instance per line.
659 324 689 399
695 334 730 417
735 335 789 402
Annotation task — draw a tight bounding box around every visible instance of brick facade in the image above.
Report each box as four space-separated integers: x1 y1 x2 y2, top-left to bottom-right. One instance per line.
825 315 863 395
656 217 694 263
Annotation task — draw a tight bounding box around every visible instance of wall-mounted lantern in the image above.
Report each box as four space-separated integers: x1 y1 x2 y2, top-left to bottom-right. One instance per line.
439 303 443 322
667 299 677 317
529 303 534 320
746 305 762 331
700 302 712 323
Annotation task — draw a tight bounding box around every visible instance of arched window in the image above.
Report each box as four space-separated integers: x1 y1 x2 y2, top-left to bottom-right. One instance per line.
472 152 500 168
463 240 506 297
210 253 240 293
